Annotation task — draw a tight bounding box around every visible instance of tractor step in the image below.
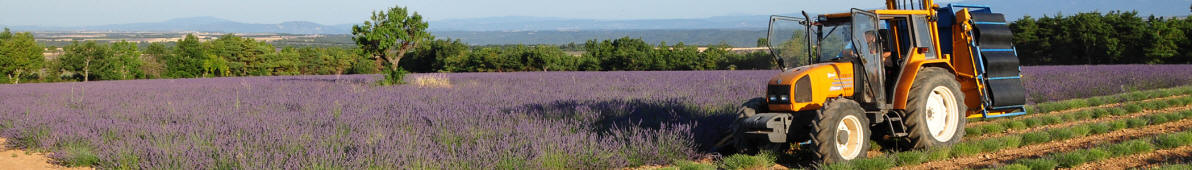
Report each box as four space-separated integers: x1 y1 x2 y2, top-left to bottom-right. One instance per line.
884 113 910 137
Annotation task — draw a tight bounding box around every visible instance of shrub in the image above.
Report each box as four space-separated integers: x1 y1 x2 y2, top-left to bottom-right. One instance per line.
1107 120 1128 130
1041 116 1063 125
1124 104 1143 113
1105 140 1154 156
850 157 895 170
1023 118 1044 127
1110 108 1128 115
1053 151 1088 168
1085 148 1111 162
378 68 409 85
1003 121 1028 130
1018 158 1058 170
950 143 981 157
719 153 775 170
1069 125 1092 137
1089 123 1111 134
999 164 1030 170
673 160 716 170
893 151 927 166
1155 164 1192 170
1126 118 1148 128
1060 112 1079 121
981 124 1007 135
925 146 951 161
1048 128 1075 140
1091 108 1111 118
1022 132 1051 145
1151 114 1172 124
966 127 984 136
1074 110 1094 120
1156 132 1192 149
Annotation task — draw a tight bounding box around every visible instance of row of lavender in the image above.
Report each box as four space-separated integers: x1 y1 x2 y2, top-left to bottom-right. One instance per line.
0 71 773 169
0 65 1188 168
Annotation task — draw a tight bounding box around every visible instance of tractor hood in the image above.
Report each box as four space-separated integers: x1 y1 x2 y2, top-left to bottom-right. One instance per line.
766 62 857 112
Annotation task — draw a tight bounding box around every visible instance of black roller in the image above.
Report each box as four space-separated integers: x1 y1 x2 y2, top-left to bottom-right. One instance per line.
970 13 1007 23
974 24 1013 49
987 78 1026 107
982 51 1021 78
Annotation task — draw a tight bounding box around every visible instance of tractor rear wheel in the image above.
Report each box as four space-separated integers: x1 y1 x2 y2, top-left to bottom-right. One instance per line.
905 67 968 148
811 99 870 163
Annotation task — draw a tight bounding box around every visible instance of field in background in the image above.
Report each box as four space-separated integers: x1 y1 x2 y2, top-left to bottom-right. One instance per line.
1 65 1191 169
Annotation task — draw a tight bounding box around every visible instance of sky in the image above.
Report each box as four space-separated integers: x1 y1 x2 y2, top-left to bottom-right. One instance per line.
0 0 918 26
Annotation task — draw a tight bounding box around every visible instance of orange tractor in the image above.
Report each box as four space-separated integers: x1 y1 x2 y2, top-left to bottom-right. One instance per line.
724 0 1027 162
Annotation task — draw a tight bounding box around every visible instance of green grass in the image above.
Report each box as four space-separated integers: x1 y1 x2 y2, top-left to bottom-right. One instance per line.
718 152 775 170
892 151 927 165
1154 164 1192 170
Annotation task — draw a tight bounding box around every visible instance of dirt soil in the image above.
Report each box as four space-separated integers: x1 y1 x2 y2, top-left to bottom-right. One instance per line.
966 94 1189 127
1073 145 1192 169
0 138 92 170
898 116 1192 169
968 105 1192 141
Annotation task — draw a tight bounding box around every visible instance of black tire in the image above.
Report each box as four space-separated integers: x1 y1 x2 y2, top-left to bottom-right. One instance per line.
905 67 968 148
729 97 766 154
811 99 871 163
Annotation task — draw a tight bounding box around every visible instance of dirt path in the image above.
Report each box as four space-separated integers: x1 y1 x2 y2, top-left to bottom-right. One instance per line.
897 116 1192 169
966 105 1192 141
1071 145 1192 169
967 94 1189 127
0 138 92 170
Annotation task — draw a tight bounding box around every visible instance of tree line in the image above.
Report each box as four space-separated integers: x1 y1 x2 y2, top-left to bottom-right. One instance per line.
1010 11 1192 65
0 29 774 84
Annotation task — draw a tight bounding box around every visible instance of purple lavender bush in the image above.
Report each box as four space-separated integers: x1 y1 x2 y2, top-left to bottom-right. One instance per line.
0 65 1189 168
1021 64 1192 103
0 71 775 169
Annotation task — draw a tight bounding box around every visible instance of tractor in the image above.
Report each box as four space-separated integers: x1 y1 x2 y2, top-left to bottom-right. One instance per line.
723 0 1028 163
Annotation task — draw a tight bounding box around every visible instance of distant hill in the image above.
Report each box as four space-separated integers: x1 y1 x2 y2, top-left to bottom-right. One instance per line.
427 15 770 31
6 17 351 34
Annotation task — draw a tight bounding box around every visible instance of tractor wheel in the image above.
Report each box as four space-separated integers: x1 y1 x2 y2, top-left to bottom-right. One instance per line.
730 97 766 154
905 67 968 148
811 99 870 163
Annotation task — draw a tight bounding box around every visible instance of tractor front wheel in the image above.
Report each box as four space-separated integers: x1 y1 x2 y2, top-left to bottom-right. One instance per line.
811 99 870 163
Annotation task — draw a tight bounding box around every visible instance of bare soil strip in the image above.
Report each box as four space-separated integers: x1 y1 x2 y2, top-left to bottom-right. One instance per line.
898 116 1192 169
967 94 1189 127
0 138 92 170
967 105 1192 141
1071 145 1192 169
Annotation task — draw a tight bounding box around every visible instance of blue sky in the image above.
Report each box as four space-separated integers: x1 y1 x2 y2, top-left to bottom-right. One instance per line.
0 0 1185 27
0 0 908 26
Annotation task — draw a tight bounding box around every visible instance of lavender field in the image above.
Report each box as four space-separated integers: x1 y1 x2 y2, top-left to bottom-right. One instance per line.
1 65 1190 168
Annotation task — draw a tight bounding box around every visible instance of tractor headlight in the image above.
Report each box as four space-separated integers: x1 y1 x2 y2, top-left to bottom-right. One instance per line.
769 95 779 102
780 95 789 101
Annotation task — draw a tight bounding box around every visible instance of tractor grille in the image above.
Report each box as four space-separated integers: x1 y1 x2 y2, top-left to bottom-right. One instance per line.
767 85 791 104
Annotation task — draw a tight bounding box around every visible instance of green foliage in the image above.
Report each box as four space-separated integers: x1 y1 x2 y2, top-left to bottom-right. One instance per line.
352 5 430 74
849 156 894 170
1011 11 1192 65
1155 164 1192 170
1017 158 1058 170
60 41 112 81
719 152 775 170
672 160 716 170
1022 131 1051 145
893 150 927 166
950 142 981 157
0 28 45 84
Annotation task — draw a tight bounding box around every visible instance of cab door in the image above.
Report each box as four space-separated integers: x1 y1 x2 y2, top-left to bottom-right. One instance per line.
851 9 886 105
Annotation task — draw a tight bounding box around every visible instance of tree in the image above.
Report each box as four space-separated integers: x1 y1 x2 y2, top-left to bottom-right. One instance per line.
166 34 204 78
352 5 430 84
60 41 110 82
106 40 144 80
0 28 45 84
140 42 170 78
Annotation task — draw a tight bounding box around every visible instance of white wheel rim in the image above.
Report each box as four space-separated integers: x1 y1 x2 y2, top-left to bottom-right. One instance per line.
925 86 960 141
835 115 864 159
